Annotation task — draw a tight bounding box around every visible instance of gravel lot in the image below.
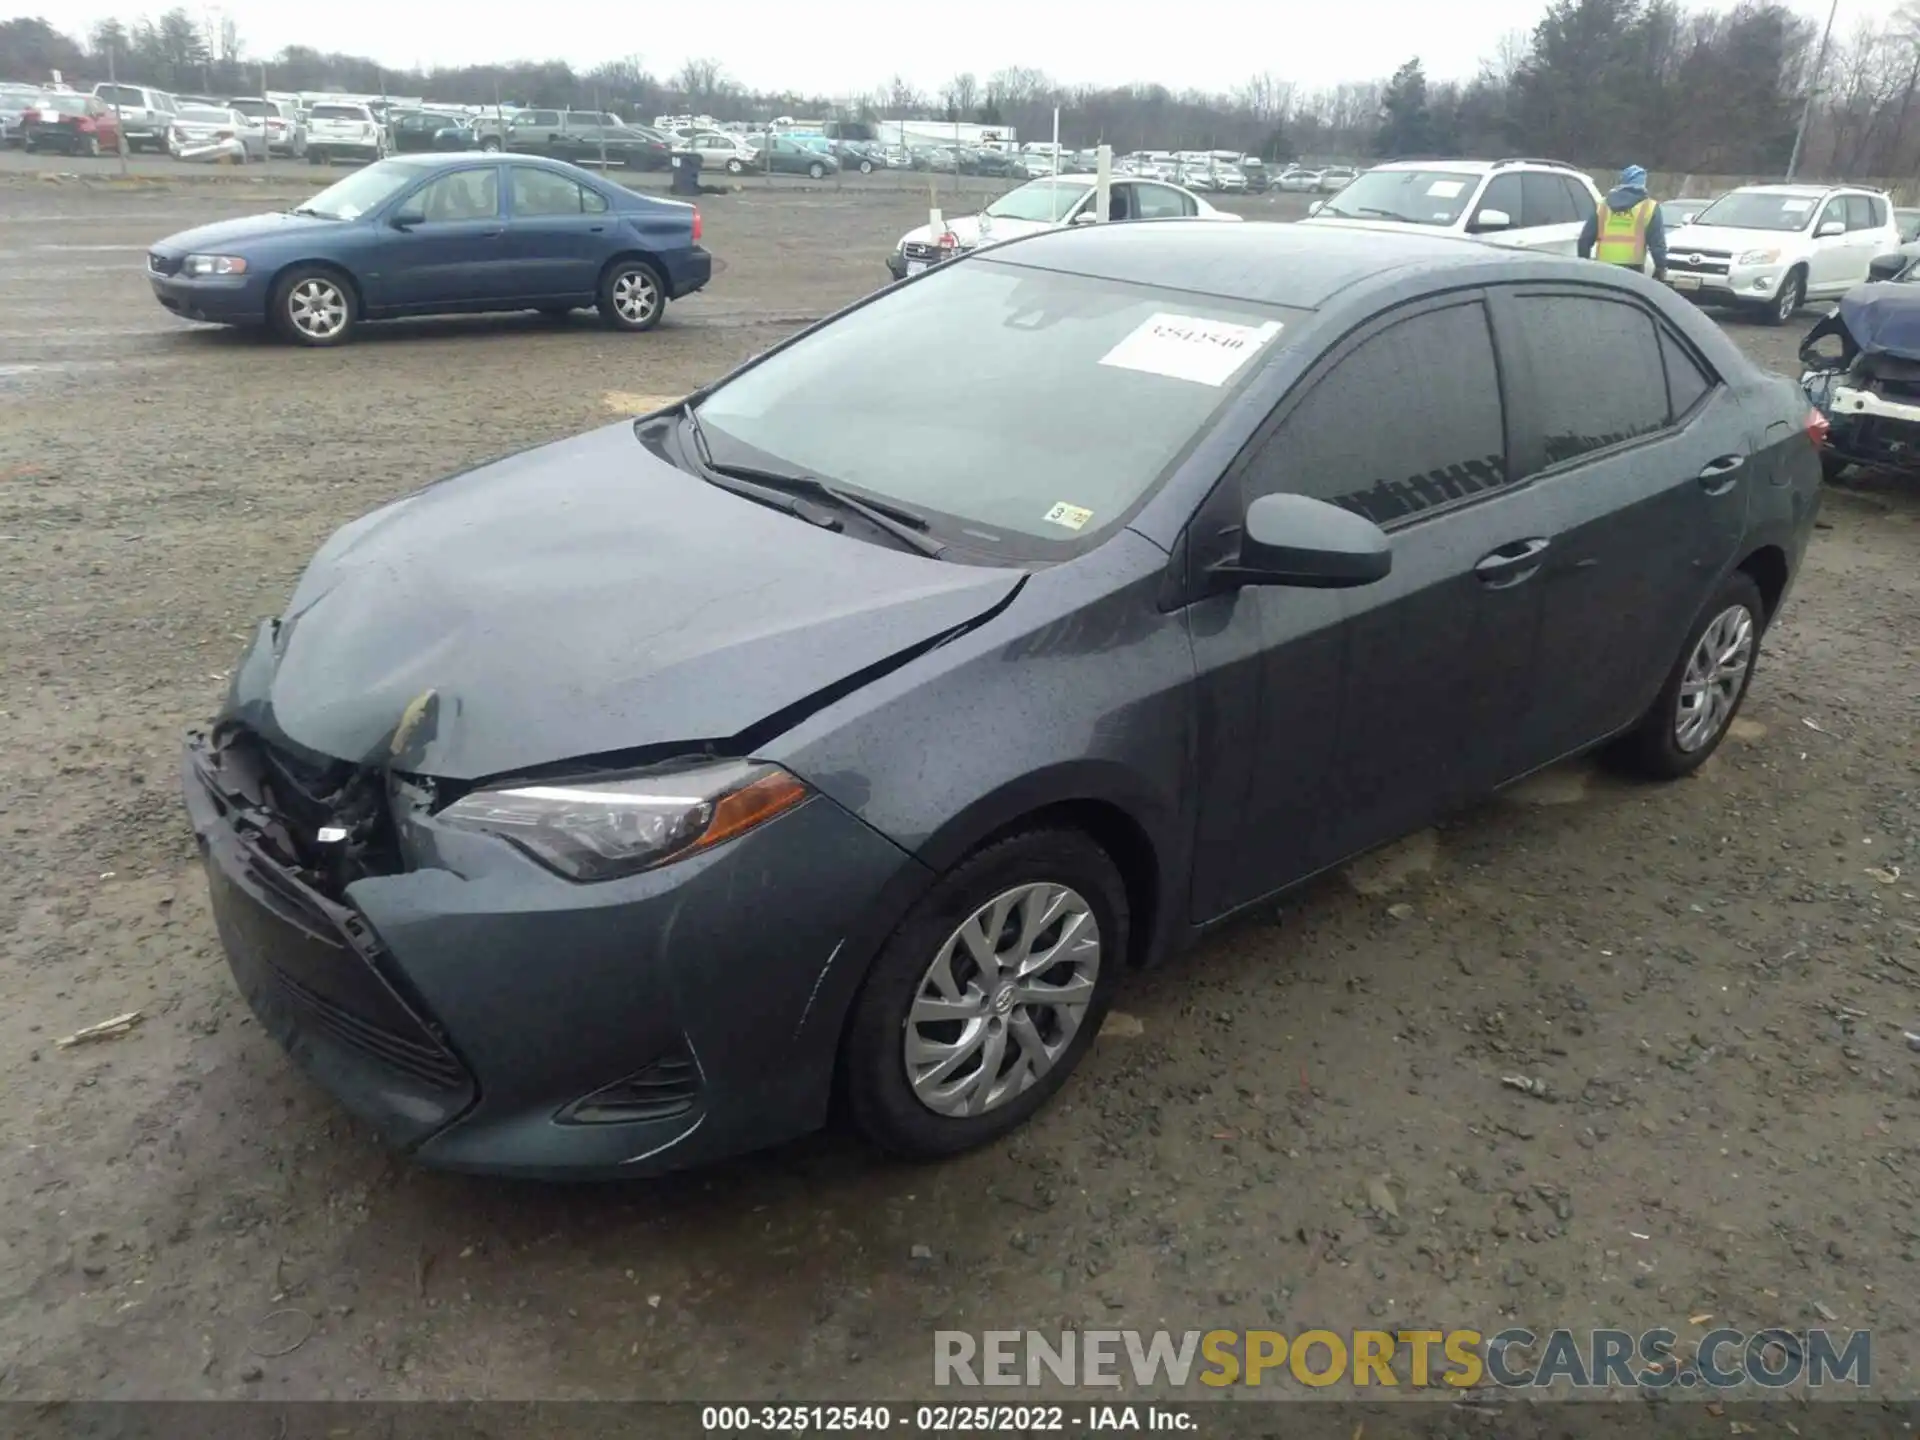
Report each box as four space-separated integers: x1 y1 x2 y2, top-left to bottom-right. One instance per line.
1 154 1917 1405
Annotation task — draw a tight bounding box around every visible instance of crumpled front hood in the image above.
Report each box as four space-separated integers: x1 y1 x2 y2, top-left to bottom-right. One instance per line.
1835 282 1920 359
896 212 1062 250
151 210 334 256
222 422 1023 781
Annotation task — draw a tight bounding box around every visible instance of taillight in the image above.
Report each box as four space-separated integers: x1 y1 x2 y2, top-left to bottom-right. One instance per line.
1806 407 1830 447
691 207 702 242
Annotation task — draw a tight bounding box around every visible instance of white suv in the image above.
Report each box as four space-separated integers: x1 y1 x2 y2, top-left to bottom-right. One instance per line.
1662 183 1901 326
1301 158 1602 255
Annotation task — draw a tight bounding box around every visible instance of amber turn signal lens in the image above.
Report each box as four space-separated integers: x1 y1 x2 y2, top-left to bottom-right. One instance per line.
691 770 809 854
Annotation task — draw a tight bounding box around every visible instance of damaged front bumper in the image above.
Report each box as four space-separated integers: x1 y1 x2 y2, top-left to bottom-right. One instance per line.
182 723 926 1178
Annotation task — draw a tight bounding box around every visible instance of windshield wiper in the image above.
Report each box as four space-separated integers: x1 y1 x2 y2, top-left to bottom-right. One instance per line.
681 405 944 558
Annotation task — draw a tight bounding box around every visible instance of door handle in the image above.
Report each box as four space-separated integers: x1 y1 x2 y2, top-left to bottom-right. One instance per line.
1475 536 1551 587
1698 454 1743 494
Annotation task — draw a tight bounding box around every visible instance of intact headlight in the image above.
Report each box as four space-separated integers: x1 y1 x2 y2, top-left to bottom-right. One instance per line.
1737 248 1780 266
184 253 248 276
438 759 808 882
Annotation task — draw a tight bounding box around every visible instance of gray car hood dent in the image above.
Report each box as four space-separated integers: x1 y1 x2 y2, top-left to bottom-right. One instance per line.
225 421 1024 780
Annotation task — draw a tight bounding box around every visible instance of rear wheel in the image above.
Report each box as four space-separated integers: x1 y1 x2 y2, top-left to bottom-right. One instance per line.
1610 571 1764 780
858 158 874 174
726 157 743 174
597 259 665 332
479 136 501 153
808 160 826 179
271 266 356 347
842 829 1127 1159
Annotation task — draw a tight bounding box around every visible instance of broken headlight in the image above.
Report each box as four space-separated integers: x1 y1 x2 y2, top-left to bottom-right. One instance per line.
438 760 807 882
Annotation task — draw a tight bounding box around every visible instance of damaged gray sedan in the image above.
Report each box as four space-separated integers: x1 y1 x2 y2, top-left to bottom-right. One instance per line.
185 221 1820 1178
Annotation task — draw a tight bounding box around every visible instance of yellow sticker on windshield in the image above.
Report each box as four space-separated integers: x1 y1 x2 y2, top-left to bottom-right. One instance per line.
1044 502 1094 531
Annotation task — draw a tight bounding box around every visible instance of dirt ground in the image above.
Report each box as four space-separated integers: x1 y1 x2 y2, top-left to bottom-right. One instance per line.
1 158 1917 1407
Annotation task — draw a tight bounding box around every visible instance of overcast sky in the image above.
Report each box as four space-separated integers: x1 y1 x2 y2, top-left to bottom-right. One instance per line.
20 0 1873 96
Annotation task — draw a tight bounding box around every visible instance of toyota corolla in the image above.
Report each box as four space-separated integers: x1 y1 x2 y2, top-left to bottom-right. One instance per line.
185 220 1819 1178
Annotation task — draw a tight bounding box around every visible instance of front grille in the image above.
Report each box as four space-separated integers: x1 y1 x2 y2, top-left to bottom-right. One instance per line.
559 1053 701 1125
902 241 943 262
148 252 179 276
1668 248 1732 276
270 961 468 1090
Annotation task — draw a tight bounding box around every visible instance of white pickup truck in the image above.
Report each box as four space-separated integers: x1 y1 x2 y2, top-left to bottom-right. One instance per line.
304 101 386 165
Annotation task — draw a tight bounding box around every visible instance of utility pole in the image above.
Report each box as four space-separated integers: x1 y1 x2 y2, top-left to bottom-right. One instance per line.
106 42 129 176
1788 0 1840 180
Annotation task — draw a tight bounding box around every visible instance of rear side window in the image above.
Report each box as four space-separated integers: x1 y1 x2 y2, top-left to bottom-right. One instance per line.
512 166 593 215
1558 175 1596 224
1506 294 1671 467
1660 329 1713 418
1870 195 1890 226
1521 172 1579 226
1244 301 1507 526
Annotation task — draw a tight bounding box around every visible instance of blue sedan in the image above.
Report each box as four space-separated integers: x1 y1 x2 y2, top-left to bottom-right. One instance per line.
145 153 712 345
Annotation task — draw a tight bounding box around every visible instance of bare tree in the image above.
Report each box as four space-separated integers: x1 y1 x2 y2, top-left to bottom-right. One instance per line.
940 71 979 120
673 56 723 103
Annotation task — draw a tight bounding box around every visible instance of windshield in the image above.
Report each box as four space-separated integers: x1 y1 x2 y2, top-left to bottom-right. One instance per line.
986 179 1092 222
1316 168 1476 224
297 158 432 219
695 260 1297 554
38 95 89 116
1692 191 1822 232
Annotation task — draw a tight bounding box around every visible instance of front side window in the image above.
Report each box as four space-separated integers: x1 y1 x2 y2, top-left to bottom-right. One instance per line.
696 259 1301 554
1317 168 1483 226
414 169 499 223
1843 195 1876 231
1507 294 1670 467
1521 172 1580 226
1243 302 1507 527
1476 174 1525 228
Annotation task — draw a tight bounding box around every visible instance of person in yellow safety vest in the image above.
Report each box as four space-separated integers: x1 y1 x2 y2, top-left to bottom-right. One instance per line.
1578 164 1668 279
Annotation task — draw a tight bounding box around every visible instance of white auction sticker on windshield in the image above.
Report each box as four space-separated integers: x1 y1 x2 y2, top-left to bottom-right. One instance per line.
1426 179 1466 198
1044 501 1094 530
1781 198 1814 213
1099 314 1283 387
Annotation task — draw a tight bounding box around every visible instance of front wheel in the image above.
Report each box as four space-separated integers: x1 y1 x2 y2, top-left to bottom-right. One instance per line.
479 137 501 152
1762 269 1805 327
841 829 1127 1159
271 266 356 347
858 159 873 174
726 157 743 174
597 259 665 332
808 160 826 179
1610 571 1765 779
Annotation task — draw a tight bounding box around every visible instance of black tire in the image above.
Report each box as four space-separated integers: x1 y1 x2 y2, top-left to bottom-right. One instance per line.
270 265 357 347
1610 571 1766 780
479 137 501 153
596 258 666 332
1762 268 1805 327
808 160 826 179
858 159 873 174
841 828 1128 1160
308 147 326 166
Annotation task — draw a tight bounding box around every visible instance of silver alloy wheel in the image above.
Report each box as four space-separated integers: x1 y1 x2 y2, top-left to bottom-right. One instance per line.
904 882 1101 1117
611 269 659 326
1776 274 1801 323
287 277 348 340
1674 603 1754 752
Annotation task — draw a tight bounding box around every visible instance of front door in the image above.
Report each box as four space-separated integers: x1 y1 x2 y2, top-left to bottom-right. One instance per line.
1485 287 1750 768
1187 294 1546 919
370 165 506 309
1806 198 1855 295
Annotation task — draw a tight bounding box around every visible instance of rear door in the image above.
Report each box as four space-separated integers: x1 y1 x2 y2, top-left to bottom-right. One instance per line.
502 164 609 299
1187 294 1549 918
1486 285 1750 768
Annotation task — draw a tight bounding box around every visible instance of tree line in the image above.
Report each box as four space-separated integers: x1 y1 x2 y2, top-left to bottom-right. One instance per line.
5 0 1920 178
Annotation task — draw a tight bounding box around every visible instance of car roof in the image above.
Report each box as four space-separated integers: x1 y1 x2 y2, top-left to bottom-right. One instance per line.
985 218 1541 310
1734 182 1857 196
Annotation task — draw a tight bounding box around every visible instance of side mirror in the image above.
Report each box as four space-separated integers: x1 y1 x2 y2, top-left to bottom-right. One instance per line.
1216 493 1392 589
1471 207 1513 233
1869 251 1909 282
1306 199 1324 217
1070 209 1099 225
1817 219 1846 238
391 203 425 229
